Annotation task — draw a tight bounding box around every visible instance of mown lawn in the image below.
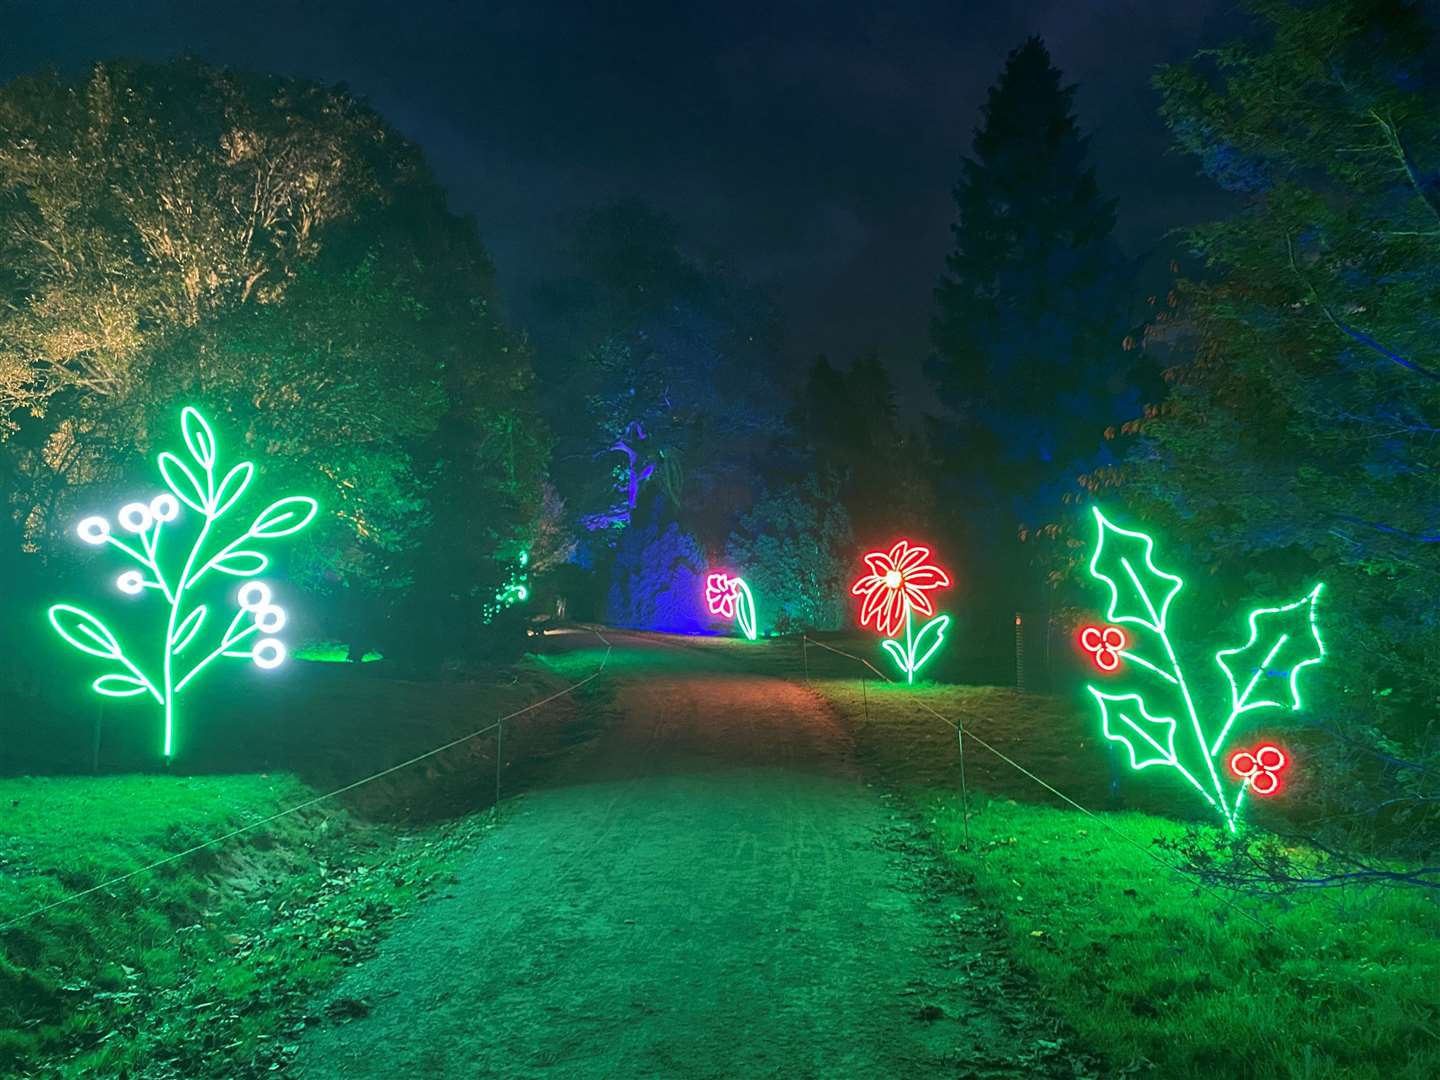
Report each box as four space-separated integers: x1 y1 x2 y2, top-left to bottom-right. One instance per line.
808 668 1440 1078
689 633 1440 1078
1 636 610 1078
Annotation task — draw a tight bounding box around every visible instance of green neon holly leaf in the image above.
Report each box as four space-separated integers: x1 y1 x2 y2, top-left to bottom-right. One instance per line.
1216 584 1325 719
1088 688 1180 770
248 496 319 539
170 605 207 654
158 452 209 513
210 551 268 577
181 406 217 471
1088 507 1183 634
93 674 150 697
213 462 254 517
49 604 124 659
880 638 910 673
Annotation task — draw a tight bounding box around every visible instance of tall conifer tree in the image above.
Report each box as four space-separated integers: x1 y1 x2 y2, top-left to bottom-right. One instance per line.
929 37 1131 512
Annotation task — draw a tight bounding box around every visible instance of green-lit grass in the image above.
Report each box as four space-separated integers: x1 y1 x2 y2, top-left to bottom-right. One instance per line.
1 636 612 1078
803 672 1440 1079
0 772 501 1078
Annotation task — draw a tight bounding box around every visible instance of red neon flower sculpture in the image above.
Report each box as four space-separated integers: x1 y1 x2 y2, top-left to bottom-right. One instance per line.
850 539 953 683
1229 744 1287 797
852 541 951 637
1079 625 1127 672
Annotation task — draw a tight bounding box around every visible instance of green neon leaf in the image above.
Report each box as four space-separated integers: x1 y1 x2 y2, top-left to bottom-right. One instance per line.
1088 507 1183 633
733 579 757 641
880 638 910 674
158 452 208 513
248 496 318 539
1216 584 1325 717
170 604 207 654
93 674 150 697
49 604 123 659
909 614 950 674
1088 688 1180 770
182 406 217 470
210 550 268 577
212 462 254 517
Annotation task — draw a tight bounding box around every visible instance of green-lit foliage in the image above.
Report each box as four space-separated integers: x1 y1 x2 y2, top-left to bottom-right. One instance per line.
0 59 547 666
1111 0 1440 856
725 476 855 634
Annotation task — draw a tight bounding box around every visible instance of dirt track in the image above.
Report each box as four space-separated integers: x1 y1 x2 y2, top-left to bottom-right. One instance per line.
293 632 1079 1078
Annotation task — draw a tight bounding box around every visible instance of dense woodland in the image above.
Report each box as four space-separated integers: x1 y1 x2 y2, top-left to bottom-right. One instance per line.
2 0 1436 875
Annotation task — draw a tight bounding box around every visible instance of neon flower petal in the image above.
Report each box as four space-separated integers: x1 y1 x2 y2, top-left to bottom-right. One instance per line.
851 539 953 638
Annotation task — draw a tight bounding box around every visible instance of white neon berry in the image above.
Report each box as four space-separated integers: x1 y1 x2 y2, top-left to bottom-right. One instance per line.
77 516 110 545
149 493 180 523
116 570 145 595
254 604 286 633
238 581 272 612
118 502 154 534
252 638 286 669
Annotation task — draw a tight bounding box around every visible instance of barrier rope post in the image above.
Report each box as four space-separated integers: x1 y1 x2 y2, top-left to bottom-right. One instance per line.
860 674 870 724
494 715 503 819
802 634 811 684
956 723 973 850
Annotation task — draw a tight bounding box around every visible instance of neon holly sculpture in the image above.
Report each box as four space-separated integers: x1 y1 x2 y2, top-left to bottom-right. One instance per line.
1079 507 1323 831
851 540 953 683
705 571 757 641
48 406 318 759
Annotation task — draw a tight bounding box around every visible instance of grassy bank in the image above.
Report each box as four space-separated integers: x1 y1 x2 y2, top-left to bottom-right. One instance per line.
804 669 1440 1078
2 636 611 1078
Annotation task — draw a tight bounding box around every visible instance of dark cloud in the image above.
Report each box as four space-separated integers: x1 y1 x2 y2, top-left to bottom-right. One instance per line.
0 0 1245 403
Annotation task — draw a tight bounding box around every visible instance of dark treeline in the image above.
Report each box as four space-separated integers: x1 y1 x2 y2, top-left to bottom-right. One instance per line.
2 0 1437 870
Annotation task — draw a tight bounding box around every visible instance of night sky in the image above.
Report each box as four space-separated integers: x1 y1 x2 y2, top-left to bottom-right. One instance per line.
0 0 1244 404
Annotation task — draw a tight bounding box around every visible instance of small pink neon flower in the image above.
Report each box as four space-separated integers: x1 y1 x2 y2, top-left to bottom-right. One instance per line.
1229 744 1288 797
1079 625 1127 672
705 572 738 620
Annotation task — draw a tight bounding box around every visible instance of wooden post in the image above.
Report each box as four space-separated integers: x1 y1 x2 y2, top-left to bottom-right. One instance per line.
1014 612 1026 692
92 699 104 773
494 718 502 818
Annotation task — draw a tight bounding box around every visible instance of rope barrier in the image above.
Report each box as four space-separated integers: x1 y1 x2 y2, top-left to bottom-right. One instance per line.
801 634 1277 932
0 627 613 932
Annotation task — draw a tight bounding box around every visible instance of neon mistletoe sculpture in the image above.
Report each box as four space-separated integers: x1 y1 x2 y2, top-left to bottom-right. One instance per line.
851 539 952 683
705 571 757 641
48 407 318 759
1079 507 1324 831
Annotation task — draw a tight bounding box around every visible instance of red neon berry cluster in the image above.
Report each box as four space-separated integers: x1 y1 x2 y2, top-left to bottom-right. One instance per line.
1229 744 1287 796
1079 625 1126 672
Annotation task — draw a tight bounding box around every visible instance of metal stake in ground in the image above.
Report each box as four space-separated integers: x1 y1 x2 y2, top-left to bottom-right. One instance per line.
802 634 811 684
494 717 503 819
956 724 972 850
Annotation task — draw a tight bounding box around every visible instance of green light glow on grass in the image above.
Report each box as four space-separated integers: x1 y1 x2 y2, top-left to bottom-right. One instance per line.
1080 507 1324 831
48 406 318 758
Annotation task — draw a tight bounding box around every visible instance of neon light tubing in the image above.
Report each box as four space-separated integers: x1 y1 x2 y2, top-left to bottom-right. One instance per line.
850 539 953 683
706 572 757 640
48 406 318 758
1078 506 1323 831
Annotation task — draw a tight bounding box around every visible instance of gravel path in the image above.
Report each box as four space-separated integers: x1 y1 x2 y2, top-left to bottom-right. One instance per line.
293 632 1080 1078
